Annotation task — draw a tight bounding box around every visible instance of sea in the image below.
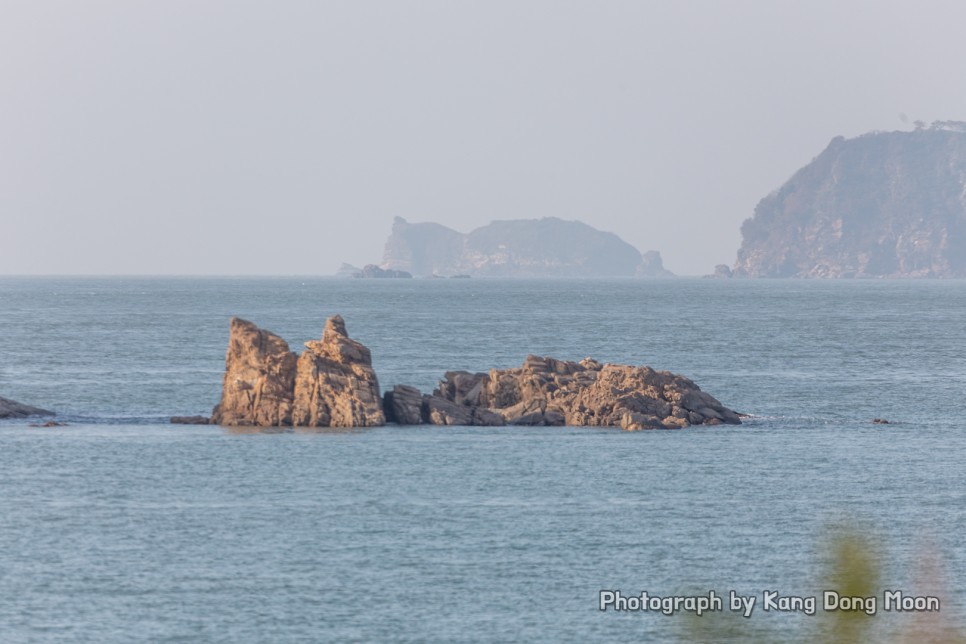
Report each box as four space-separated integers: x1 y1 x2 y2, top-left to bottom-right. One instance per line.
0 277 964 643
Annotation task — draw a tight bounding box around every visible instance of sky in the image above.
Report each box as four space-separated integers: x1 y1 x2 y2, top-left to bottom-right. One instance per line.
3 0 966 276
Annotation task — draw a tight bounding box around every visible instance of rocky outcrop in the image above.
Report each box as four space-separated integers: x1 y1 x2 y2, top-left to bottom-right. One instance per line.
707 264 733 279
170 415 210 425
385 354 740 430
377 216 656 277
351 264 412 279
0 395 53 419
383 385 423 424
210 316 383 427
734 124 966 278
292 316 384 427
208 316 737 431
209 318 298 426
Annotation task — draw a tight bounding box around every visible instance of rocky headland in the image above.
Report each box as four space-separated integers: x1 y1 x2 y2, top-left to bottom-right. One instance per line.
0 395 53 419
354 216 673 278
204 316 739 431
733 123 966 278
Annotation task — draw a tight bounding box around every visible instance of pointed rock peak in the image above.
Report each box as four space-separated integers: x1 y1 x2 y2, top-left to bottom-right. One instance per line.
228 316 290 355
325 315 347 338
230 316 254 330
306 315 372 366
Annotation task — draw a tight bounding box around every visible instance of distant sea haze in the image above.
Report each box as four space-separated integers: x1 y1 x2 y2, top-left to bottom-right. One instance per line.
353 124 966 280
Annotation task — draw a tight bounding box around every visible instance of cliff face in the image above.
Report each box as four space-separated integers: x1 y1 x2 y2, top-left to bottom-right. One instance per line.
381 218 465 277
380 216 662 277
734 125 966 278
209 318 297 426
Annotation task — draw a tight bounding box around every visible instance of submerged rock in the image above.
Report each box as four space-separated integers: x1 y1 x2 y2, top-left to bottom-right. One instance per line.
171 415 210 425
0 395 54 419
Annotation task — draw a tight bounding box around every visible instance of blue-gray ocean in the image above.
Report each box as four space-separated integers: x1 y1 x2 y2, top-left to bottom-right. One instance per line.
0 277 964 643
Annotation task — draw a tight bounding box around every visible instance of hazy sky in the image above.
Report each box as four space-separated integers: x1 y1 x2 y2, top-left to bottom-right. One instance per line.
3 1 966 276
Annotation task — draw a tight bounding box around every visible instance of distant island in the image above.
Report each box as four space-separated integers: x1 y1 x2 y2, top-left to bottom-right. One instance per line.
733 122 966 278
345 216 673 278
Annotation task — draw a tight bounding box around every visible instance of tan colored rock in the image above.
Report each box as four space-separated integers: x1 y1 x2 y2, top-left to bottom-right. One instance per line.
422 355 740 430
210 317 297 426
291 316 385 427
208 315 738 431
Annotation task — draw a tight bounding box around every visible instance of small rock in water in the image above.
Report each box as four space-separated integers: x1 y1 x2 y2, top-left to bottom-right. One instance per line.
0 395 54 419
30 420 67 427
171 415 211 425
872 418 890 424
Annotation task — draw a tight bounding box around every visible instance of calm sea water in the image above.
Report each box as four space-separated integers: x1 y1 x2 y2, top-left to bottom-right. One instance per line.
0 277 964 642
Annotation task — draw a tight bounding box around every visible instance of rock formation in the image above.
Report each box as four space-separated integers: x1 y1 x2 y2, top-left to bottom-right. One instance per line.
0 395 53 419
351 264 413 279
383 385 424 425
210 315 383 427
386 354 741 430
209 318 297 426
635 250 674 278
292 316 384 427
373 216 670 278
335 262 362 278
707 264 733 279
206 316 737 431
734 124 966 278
170 415 210 425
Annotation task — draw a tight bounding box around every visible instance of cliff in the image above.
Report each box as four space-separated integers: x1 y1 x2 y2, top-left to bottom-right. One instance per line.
378 216 668 278
734 123 966 278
